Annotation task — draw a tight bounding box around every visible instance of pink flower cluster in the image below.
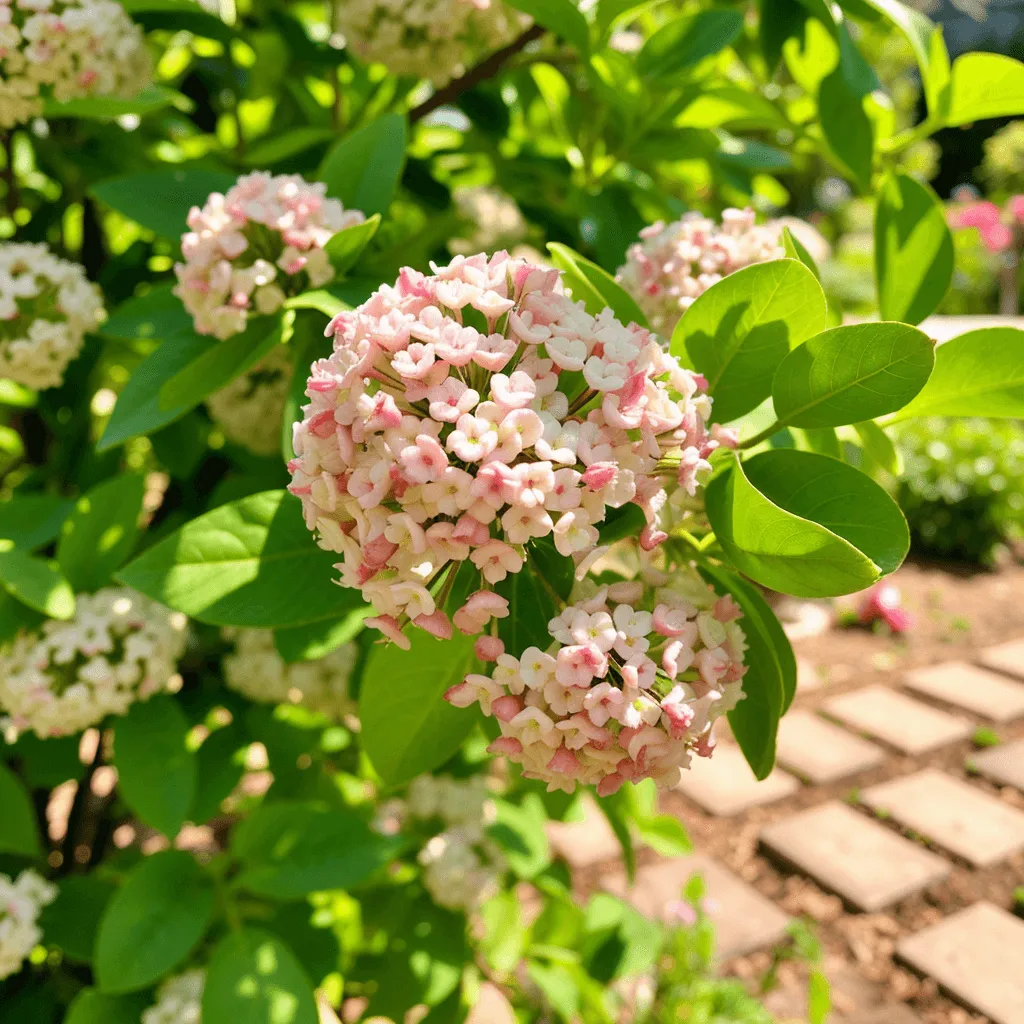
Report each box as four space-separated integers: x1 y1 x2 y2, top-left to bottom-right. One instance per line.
857 584 911 634
445 572 748 794
948 197 1024 253
174 172 365 340
288 252 716 647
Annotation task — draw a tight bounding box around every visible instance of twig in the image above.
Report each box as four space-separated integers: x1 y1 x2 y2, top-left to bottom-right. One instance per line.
409 24 546 123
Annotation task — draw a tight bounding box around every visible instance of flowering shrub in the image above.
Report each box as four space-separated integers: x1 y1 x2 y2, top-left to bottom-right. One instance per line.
0 0 149 128
174 173 364 339
288 251 715 645
0 242 104 389
0 2 1022 1022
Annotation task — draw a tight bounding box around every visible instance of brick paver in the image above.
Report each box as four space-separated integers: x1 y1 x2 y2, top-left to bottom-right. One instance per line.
823 685 972 754
547 797 624 869
897 902 1024 1024
979 637 1024 681
776 710 885 784
760 801 950 912
675 742 800 816
845 1006 923 1024
861 768 1024 867
904 660 1024 722
972 737 1024 791
604 854 790 959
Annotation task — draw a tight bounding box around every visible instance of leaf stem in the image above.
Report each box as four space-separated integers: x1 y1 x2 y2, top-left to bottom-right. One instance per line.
736 421 783 450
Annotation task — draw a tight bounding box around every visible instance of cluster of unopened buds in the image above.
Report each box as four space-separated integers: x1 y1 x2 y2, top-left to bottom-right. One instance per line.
0 0 150 129
0 588 188 739
142 969 205 1024
0 870 56 981
0 242 105 390
174 172 365 340
335 0 525 85
446 569 748 795
288 251 717 648
616 209 786 336
221 628 358 722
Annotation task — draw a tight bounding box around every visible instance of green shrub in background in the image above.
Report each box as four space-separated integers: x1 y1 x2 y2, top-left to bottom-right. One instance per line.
895 417 1024 565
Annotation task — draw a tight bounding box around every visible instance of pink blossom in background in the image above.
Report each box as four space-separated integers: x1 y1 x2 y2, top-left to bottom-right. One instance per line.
858 584 912 634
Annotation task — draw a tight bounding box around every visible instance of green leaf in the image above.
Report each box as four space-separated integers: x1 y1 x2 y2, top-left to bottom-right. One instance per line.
781 226 820 279
203 928 318 1024
706 450 908 597
98 332 213 451
43 85 187 120
772 322 934 428
244 126 336 168
819 68 873 191
875 172 953 325
596 789 637 881
90 168 237 239
0 762 42 857
64 990 150 1024
323 214 381 276
190 725 245 825
39 874 118 962
113 696 196 839
360 627 480 786
638 9 743 78
853 419 900 475
160 314 287 412
102 284 194 343
95 850 215 993
633 812 693 858
283 289 349 318
117 490 366 628
808 969 833 1024
480 891 526 974
0 379 36 407
674 259 826 423
495 535 575 655
232 801 402 899
527 963 579 1019
57 474 146 592
120 0 235 42
273 606 369 663
319 114 407 218
547 242 649 328
0 543 75 619
509 0 590 53
891 327 1024 420
0 494 73 550
488 795 551 879
945 52 1024 126
0 590 43 646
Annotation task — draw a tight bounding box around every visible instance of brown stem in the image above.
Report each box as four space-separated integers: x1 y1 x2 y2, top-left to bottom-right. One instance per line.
409 24 546 123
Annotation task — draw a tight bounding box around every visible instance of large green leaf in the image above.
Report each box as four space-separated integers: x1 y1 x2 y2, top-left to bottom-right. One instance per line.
547 242 649 328
323 214 381 276
706 450 908 597
116 490 366 628
232 801 402 899
90 168 237 239
673 259 826 423
891 327 1024 420
0 494 73 550
39 875 118 963
102 284 194 343
360 627 480 786
0 543 75 619
190 724 246 825
95 851 215 993
945 52 1024 126
113 696 196 839
57 474 146 592
203 929 318 1024
43 85 187 120
0 762 42 857
772 322 934 428
818 68 873 191
509 0 589 52
273 606 369 663
875 172 953 325
64 990 150 1024
637 8 743 77
319 114 407 218
120 0 235 42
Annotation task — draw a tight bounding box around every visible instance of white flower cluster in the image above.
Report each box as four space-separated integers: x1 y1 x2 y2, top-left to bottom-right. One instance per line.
0 870 57 981
336 0 525 85
404 774 506 911
0 588 188 739
616 209 785 336
142 969 205 1024
222 628 359 721
0 0 150 129
0 242 104 390
205 343 293 456
451 186 528 257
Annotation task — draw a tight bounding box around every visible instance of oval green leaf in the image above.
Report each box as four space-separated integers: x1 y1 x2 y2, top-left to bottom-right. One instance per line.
319 114 407 218
547 242 649 328
0 543 75 619
0 762 42 857
945 52 1024 126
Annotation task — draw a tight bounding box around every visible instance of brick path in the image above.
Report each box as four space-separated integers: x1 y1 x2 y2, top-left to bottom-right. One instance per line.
550 635 1024 1023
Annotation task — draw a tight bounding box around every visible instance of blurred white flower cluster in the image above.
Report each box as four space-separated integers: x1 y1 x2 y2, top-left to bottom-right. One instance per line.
451 186 528 256
0 0 150 128
142 969 205 1024
335 0 525 85
222 628 359 721
0 588 188 739
0 242 104 390
205 343 293 456
401 774 506 911
0 870 57 981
